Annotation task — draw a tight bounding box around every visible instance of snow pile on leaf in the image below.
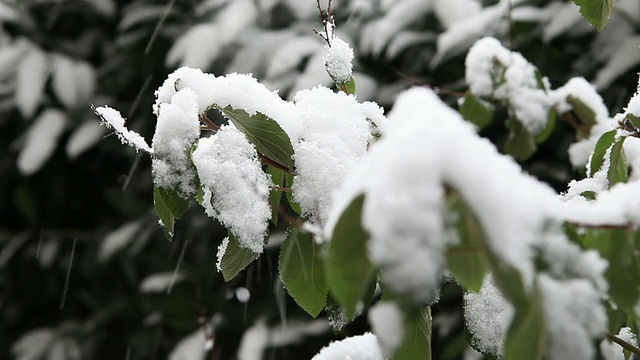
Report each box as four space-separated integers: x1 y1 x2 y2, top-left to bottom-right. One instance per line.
192 126 271 254
292 86 371 225
312 333 383 360
464 276 514 357
323 37 354 85
152 88 201 197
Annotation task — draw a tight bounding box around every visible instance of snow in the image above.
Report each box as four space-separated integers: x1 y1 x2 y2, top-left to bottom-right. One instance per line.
618 327 638 346
152 88 201 197
312 333 383 360
215 237 229 272
325 87 610 357
552 77 611 168
17 109 67 175
539 275 607 360
192 126 271 253
368 302 404 357
96 106 152 153
291 86 371 225
235 287 250 303
463 275 513 357
323 37 354 85
465 36 552 135
139 272 186 293
266 36 323 80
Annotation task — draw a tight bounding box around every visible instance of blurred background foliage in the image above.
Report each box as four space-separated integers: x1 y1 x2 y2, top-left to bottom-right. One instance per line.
1 0 639 359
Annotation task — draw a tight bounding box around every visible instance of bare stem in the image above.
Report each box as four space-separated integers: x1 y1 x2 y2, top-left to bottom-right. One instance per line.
258 153 290 174
199 114 220 132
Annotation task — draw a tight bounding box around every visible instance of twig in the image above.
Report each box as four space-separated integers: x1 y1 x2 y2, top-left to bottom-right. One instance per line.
608 333 640 355
258 153 290 174
567 221 634 231
199 114 220 132
270 186 292 192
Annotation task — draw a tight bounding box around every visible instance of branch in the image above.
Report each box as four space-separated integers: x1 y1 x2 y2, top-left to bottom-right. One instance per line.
199 113 220 132
258 153 290 174
608 333 640 355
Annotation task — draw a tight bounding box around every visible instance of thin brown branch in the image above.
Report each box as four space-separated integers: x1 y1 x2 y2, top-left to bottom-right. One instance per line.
608 333 640 355
258 153 290 174
270 186 292 192
199 113 220 132
278 207 302 228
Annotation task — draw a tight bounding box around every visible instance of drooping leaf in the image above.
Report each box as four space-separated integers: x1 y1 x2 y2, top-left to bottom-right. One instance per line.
326 194 375 318
566 95 597 138
459 92 494 130
624 113 640 130
503 286 547 360
446 192 490 293
581 229 640 314
343 76 356 95
156 186 190 219
589 130 615 177
504 116 536 161
279 229 328 317
220 233 260 282
216 105 295 171
608 135 628 186
267 166 285 225
154 187 175 239
587 130 629 187
393 307 432 360
572 0 615 31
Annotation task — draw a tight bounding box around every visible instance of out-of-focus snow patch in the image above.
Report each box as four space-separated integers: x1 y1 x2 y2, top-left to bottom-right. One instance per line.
18 110 67 175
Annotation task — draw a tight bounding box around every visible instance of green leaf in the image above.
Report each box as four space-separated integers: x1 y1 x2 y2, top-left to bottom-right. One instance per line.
503 286 547 360
589 130 615 177
220 233 260 282
343 76 356 95
588 130 628 186
572 0 615 31
393 307 432 360
267 166 284 225
326 194 375 318
566 95 597 134
608 135 628 186
624 113 640 130
504 116 536 161
279 229 328 317
581 229 640 314
459 92 494 130
216 105 295 172
446 194 490 293
535 109 556 144
153 186 190 239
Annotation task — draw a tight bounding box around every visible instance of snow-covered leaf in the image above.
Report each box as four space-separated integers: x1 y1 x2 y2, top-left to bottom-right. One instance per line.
66 121 106 159
153 186 190 239
279 229 328 317
503 287 547 360
217 105 295 171
17 110 67 175
16 48 49 118
459 92 494 130
312 333 383 360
